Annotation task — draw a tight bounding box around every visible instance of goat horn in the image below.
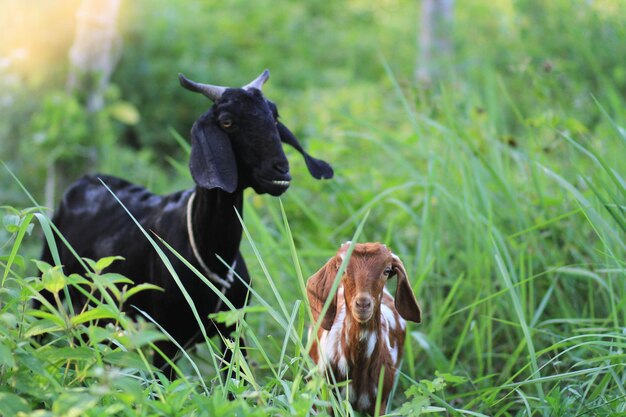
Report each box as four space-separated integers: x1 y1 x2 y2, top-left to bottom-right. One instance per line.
243 69 270 91
178 73 227 102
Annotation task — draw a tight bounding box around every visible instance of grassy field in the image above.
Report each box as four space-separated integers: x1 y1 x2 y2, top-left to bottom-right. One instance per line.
1 0 626 415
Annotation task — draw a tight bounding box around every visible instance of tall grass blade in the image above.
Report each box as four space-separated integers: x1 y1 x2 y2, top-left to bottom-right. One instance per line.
494 246 545 410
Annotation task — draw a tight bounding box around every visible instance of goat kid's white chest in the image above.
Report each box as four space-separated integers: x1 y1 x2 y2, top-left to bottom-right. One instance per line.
317 286 404 378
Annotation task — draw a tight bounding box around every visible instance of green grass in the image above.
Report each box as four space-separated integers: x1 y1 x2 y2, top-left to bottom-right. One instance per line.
2 0 626 415
2 92 625 415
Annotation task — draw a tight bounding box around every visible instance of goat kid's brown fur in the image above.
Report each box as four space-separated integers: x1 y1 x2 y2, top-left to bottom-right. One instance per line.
307 242 421 415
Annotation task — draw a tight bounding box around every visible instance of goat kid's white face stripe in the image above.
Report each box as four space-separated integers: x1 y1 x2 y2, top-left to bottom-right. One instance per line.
366 331 377 357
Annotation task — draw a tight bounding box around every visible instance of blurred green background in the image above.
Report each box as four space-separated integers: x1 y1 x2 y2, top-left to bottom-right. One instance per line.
3 0 623 204
2 0 626 414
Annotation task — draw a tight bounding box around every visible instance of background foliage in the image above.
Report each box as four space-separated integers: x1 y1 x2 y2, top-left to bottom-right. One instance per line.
1 0 626 415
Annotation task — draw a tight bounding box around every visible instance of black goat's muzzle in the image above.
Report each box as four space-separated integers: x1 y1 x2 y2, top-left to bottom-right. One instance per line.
255 173 291 196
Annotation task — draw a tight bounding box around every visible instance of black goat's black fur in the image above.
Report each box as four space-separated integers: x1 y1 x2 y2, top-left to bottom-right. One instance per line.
40 71 333 376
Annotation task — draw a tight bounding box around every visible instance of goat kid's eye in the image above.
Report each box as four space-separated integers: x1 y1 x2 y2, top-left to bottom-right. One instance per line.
383 267 393 277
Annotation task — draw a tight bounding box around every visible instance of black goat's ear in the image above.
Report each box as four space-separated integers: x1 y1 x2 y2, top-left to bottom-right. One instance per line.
277 122 334 180
189 111 237 192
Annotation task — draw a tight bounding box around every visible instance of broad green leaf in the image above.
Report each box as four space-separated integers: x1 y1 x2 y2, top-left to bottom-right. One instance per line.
90 272 134 287
33 259 53 275
86 325 117 344
0 392 31 415
42 265 67 294
112 328 165 349
104 350 150 370
123 282 163 302
70 305 120 326
43 346 96 364
94 256 125 273
24 321 65 337
52 392 98 417
0 312 17 329
65 273 91 286
2 214 20 232
0 343 15 368
25 311 66 335
89 272 135 302
82 258 98 273
209 305 268 327
434 371 467 385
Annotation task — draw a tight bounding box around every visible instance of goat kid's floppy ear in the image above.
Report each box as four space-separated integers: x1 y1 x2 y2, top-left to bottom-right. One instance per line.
306 256 341 331
276 122 334 180
391 255 421 323
189 110 238 192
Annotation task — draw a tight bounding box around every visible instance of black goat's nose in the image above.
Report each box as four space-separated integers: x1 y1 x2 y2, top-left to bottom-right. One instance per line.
273 161 289 174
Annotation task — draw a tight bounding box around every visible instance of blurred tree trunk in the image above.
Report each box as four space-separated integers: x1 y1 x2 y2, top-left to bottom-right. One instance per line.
67 0 122 112
45 0 122 209
415 0 454 85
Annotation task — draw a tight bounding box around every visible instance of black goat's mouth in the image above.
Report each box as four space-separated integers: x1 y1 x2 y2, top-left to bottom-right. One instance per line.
254 175 292 195
271 179 291 187
258 175 291 188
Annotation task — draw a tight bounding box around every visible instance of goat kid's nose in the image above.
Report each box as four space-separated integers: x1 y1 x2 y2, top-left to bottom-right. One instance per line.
355 296 372 311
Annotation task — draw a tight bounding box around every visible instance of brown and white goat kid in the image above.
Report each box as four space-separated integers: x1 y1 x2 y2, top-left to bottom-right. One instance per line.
307 242 421 415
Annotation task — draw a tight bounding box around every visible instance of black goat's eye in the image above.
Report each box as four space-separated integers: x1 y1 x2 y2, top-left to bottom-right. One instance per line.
220 119 233 129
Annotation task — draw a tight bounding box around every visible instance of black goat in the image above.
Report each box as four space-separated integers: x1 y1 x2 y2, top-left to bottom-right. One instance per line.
40 69 333 374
